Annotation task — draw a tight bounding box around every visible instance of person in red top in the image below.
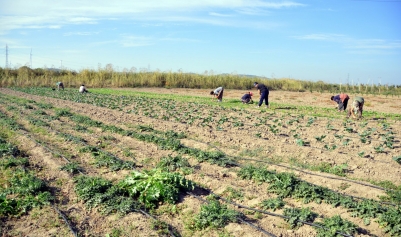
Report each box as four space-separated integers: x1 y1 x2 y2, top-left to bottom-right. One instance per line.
330 93 349 112
241 92 253 104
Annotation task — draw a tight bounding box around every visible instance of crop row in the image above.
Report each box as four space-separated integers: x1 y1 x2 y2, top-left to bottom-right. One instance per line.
2 91 400 197
9 88 400 164
1 92 401 236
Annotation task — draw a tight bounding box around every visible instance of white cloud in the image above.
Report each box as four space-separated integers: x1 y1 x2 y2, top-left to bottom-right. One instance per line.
67 17 97 24
347 39 401 50
120 35 154 47
293 33 347 41
0 0 305 33
63 31 100 36
209 12 234 17
294 33 401 53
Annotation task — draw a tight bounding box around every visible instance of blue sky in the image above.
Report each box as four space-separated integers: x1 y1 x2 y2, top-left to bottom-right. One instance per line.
1 0 400 85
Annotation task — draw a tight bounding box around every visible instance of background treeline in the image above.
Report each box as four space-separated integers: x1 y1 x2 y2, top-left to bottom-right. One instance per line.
1 65 400 96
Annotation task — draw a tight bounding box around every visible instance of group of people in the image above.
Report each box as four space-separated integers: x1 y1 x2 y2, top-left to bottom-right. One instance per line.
55 82 89 93
331 93 365 119
210 82 270 108
211 82 365 119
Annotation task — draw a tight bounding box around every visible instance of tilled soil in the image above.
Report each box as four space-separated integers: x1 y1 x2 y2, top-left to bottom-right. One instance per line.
1 87 400 237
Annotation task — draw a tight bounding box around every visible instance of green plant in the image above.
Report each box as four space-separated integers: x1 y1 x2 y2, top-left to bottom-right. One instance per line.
296 138 309 146
392 156 401 164
221 187 244 201
59 162 82 174
74 176 138 215
120 169 194 208
323 144 337 151
314 135 326 142
377 205 401 236
349 199 386 225
374 145 384 153
344 127 353 133
156 155 191 172
314 215 358 237
259 198 285 211
311 163 347 177
191 198 242 230
283 207 317 229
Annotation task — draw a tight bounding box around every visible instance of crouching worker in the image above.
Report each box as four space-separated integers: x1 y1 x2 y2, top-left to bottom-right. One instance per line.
210 87 224 102
56 82 64 90
347 96 364 119
241 92 253 104
79 84 89 93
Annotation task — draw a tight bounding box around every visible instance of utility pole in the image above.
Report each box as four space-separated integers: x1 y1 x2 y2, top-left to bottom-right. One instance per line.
5 44 8 68
379 77 381 93
30 48 32 68
60 60 62 69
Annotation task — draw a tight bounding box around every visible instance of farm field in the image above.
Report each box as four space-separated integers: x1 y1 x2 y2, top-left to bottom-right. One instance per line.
0 87 400 237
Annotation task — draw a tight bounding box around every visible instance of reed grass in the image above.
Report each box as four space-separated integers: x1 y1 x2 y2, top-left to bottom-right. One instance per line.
1 66 400 96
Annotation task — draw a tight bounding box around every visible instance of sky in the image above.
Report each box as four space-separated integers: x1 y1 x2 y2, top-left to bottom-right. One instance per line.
0 0 400 85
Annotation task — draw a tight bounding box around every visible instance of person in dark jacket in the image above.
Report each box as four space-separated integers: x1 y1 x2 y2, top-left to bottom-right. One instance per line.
254 82 269 108
331 93 349 112
241 91 253 104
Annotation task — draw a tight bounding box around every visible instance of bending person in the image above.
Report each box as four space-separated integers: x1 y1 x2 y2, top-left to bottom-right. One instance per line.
79 84 89 93
254 82 269 108
347 96 364 119
210 87 224 102
331 93 349 112
56 82 64 90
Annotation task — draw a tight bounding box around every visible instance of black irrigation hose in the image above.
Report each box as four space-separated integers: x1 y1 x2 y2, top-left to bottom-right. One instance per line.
188 191 355 237
196 138 393 192
52 204 78 237
237 157 387 191
138 209 177 237
4 92 397 166
187 192 277 237
17 129 86 175
194 140 399 207
0 118 80 236
6 123 175 237
236 157 398 207
2 97 395 221
4 104 399 206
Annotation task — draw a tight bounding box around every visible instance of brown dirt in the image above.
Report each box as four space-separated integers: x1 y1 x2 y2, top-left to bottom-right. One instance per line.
0 87 400 237
123 87 401 114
